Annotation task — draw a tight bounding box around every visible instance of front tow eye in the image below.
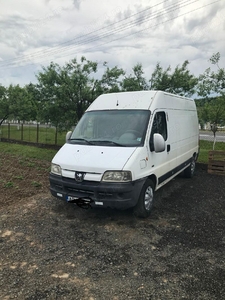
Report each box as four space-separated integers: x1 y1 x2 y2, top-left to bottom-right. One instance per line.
67 197 93 209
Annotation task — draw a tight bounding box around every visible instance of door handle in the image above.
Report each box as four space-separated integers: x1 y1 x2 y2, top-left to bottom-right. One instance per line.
167 144 171 152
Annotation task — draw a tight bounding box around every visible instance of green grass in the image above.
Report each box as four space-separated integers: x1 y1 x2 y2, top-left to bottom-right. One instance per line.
31 181 42 187
198 140 225 163
0 142 58 161
4 181 14 188
13 175 24 180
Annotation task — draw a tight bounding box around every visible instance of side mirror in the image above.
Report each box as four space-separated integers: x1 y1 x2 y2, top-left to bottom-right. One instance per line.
154 133 165 152
66 131 72 142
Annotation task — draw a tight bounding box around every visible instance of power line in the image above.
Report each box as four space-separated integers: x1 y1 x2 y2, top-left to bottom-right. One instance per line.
0 0 170 67
0 0 222 69
25 0 195 64
83 0 223 55
42 0 198 59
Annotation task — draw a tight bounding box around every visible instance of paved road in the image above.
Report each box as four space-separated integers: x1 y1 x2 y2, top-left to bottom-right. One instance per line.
199 131 225 142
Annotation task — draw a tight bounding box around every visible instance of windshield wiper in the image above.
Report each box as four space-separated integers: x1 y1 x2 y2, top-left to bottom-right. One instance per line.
69 138 94 145
90 140 126 146
69 138 127 146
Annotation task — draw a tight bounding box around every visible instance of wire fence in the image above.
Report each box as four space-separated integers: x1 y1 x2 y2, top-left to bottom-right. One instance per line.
0 123 67 147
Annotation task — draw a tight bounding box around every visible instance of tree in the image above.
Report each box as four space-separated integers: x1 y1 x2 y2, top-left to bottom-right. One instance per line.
7 85 36 123
149 62 171 92
198 53 225 99
0 84 36 126
150 61 198 96
97 64 125 94
36 57 98 130
0 85 8 125
122 63 148 91
195 98 210 129
197 52 225 149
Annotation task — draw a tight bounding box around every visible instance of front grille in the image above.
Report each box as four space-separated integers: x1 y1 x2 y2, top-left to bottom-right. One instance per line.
65 186 95 197
98 192 113 199
52 183 63 191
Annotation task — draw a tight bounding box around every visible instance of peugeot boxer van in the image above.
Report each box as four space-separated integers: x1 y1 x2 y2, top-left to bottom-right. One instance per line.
49 90 199 217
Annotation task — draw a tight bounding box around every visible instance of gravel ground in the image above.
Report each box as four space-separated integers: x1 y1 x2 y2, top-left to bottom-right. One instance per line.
0 164 225 300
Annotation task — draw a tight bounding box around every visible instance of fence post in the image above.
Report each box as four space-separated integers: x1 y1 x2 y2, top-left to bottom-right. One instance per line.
8 123 10 139
55 126 58 145
36 124 39 143
21 123 23 141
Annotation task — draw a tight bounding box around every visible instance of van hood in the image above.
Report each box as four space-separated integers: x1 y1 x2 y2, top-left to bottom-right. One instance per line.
52 143 136 174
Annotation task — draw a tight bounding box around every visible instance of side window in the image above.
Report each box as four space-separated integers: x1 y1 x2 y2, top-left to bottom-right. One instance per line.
150 111 167 151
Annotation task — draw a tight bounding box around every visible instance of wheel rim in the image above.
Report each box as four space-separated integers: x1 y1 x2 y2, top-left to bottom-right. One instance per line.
144 186 154 211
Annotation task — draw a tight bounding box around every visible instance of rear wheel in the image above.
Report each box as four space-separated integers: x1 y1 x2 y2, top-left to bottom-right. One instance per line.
133 179 155 218
184 157 196 178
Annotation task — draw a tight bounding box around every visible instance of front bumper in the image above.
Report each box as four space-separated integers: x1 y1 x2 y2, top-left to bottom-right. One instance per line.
49 173 145 210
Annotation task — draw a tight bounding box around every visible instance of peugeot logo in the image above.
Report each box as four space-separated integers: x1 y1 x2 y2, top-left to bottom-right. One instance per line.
75 172 85 182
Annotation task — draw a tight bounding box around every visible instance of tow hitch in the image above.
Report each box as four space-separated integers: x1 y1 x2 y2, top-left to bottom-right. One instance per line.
67 197 93 209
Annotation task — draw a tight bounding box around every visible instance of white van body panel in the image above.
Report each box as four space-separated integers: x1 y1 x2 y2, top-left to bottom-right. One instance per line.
53 143 136 181
86 91 156 111
53 144 155 183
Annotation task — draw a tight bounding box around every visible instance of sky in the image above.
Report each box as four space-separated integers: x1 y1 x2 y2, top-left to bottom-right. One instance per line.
0 0 224 87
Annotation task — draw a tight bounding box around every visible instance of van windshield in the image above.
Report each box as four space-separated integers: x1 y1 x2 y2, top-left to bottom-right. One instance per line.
69 110 150 147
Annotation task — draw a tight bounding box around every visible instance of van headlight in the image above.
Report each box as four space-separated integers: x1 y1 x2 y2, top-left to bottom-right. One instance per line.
102 171 132 182
51 163 62 176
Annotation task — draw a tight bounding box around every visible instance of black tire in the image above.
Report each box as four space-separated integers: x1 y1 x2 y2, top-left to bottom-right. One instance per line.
184 157 196 178
133 179 155 218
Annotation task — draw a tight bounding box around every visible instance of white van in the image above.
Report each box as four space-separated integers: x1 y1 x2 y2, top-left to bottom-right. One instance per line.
49 91 199 217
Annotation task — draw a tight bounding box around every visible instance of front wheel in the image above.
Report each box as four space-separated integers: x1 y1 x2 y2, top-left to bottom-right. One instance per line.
133 179 155 218
184 157 196 178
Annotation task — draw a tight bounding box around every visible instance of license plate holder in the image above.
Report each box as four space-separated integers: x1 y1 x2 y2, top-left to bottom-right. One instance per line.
66 196 78 202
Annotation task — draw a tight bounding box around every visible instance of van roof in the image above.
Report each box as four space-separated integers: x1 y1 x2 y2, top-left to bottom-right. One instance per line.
87 90 157 111
87 90 195 111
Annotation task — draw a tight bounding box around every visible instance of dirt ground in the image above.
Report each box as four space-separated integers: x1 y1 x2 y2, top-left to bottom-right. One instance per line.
0 153 225 300
0 153 50 207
